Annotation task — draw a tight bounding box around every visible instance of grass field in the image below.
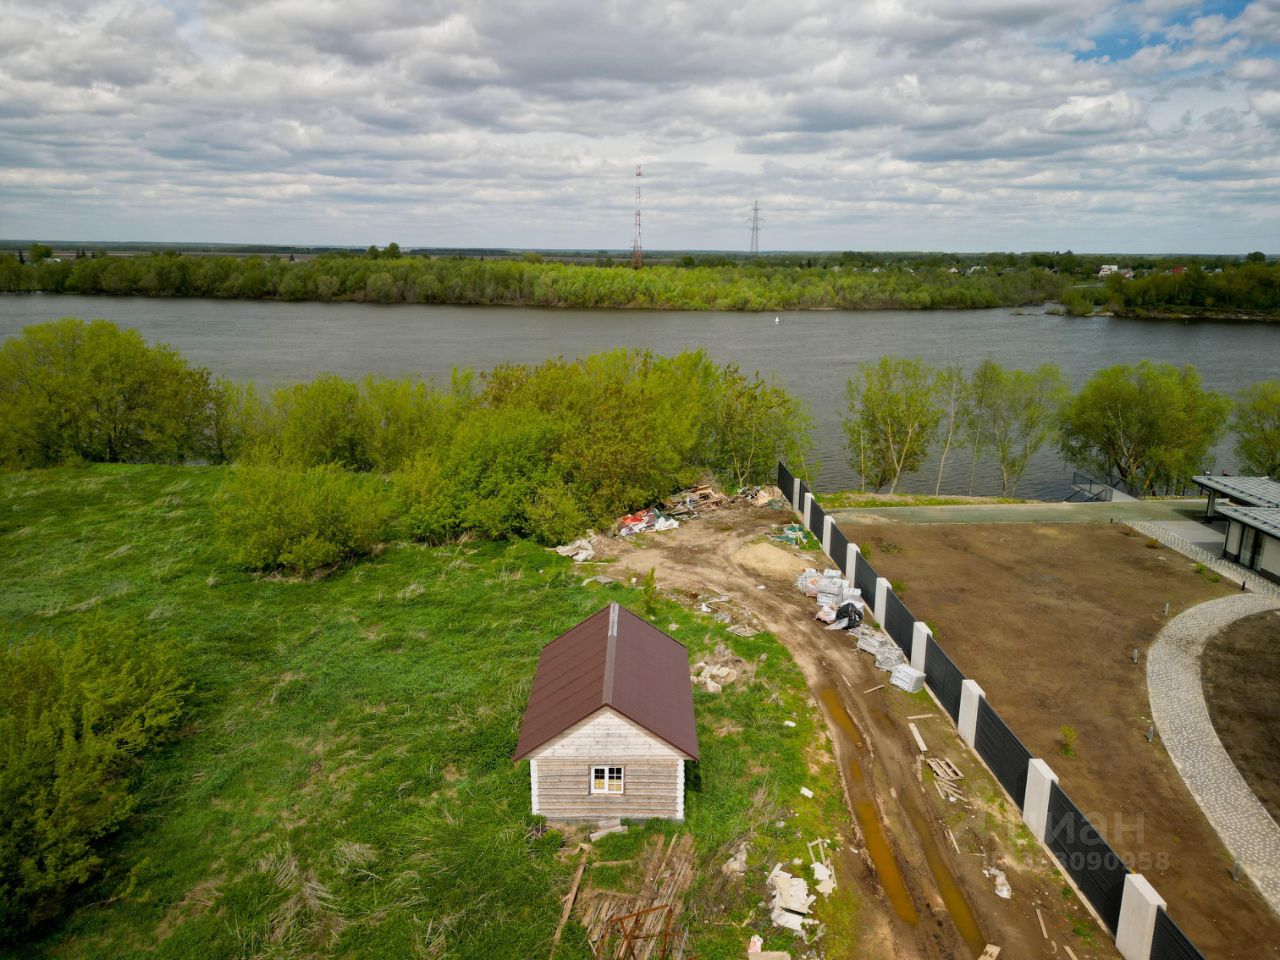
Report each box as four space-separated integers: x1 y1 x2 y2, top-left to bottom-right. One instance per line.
0 466 856 959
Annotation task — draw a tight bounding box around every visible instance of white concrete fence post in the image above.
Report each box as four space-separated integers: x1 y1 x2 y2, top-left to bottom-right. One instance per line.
1022 759 1058 842
873 577 890 625
1115 874 1165 960
791 475 801 510
803 491 815 531
844 543 859 582
958 680 984 748
910 622 930 672
821 514 834 558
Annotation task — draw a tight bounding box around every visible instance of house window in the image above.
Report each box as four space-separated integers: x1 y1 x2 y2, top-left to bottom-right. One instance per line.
591 765 624 794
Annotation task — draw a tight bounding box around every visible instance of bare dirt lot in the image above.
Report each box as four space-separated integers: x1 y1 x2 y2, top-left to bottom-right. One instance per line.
839 519 1279 958
603 507 1124 960
1204 608 1280 825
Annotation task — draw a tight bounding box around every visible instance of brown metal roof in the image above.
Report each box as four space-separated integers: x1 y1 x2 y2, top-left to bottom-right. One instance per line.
513 602 699 761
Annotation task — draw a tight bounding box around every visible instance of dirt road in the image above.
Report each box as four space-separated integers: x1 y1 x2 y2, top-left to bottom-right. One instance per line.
605 506 1118 959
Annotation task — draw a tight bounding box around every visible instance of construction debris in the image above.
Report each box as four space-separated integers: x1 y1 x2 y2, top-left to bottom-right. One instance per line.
590 820 629 841
550 844 591 959
980 947 1002 959
691 642 752 692
908 722 928 753
775 523 808 546
927 757 964 781
555 538 597 562
799 786 813 798
766 864 817 936
987 867 1012 900
664 483 728 518
618 508 679 537
722 841 749 877
577 834 694 960
747 933 792 959
891 664 926 694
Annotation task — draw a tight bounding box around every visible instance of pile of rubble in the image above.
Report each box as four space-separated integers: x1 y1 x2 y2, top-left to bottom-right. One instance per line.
794 568 864 631
763 839 837 940
691 642 752 693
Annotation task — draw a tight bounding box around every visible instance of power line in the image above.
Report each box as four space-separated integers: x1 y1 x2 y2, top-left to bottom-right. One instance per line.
748 200 763 255
632 163 643 269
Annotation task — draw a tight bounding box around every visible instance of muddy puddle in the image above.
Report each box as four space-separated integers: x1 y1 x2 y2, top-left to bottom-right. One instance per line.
819 686 987 957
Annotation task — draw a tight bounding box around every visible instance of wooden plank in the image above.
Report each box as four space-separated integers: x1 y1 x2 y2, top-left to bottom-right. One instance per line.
550 844 590 959
909 722 928 753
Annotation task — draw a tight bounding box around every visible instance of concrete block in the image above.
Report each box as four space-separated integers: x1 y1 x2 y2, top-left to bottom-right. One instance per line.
1115 874 1165 960
803 491 814 531
959 680 984 748
821 514 833 558
910 621 930 673
1022 759 1058 841
874 577 889 625
792 475 801 510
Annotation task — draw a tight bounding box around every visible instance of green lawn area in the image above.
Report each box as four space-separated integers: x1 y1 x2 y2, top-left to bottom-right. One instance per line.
0 465 856 959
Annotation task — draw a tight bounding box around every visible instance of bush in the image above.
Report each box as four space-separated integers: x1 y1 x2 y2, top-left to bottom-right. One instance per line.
214 465 394 574
0 621 189 939
1059 725 1078 758
0 318 220 468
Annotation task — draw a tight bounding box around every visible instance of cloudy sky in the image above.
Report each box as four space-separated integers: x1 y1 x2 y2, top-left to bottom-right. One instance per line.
1 0 1277 252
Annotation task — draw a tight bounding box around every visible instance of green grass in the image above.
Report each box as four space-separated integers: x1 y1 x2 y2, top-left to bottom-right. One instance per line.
0 465 854 959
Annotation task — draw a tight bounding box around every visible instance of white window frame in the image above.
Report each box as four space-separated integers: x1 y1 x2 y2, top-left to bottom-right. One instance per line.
590 764 625 795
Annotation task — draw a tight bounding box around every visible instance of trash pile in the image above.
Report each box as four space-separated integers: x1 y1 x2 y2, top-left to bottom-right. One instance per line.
696 596 761 639
890 663 926 694
663 483 727 518
740 484 787 508
794 568 864 631
766 864 816 935
616 507 680 537
764 839 837 940
927 757 966 804
555 537 597 562
774 523 808 546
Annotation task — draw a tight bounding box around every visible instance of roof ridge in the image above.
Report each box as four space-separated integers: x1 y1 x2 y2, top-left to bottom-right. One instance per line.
602 601 619 703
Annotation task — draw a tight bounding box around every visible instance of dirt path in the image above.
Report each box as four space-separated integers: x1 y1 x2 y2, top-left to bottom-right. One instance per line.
604 507 1117 959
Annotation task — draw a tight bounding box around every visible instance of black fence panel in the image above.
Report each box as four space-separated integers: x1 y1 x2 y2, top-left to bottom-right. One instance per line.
828 527 849 573
1045 783 1129 932
924 638 964 720
883 589 914 654
810 500 827 542
975 699 1031 809
853 551 878 607
778 462 795 505
1150 908 1205 960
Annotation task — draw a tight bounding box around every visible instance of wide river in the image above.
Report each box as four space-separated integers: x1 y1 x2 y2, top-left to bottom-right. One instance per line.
3 295 1277 499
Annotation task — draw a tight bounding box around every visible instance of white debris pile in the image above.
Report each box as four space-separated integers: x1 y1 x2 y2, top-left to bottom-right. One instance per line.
554 537 596 562
985 866 1012 900
855 626 906 672
767 864 817 935
795 568 864 629
807 838 837 896
691 642 752 693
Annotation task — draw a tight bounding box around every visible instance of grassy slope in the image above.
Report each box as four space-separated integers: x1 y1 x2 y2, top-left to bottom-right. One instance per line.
0 466 855 959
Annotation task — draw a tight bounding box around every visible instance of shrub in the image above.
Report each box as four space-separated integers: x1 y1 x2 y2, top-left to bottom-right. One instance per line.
1059 725 1078 758
0 621 189 939
214 464 393 574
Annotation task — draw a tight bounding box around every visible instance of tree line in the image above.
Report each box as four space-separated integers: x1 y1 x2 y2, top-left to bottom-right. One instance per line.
0 250 1067 311
845 357 1280 497
0 319 811 571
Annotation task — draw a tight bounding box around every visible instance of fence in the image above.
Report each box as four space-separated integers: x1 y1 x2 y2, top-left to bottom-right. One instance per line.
775 461 1209 960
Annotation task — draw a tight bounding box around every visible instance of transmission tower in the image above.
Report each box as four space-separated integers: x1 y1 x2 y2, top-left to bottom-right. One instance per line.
632 163 643 269
749 200 763 255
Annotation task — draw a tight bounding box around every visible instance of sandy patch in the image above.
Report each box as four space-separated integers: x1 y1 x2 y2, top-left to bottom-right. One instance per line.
730 541 811 581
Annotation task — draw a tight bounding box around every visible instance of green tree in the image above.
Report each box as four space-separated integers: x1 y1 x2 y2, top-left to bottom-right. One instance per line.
959 358 1003 495
0 620 189 938
28 243 52 263
1059 362 1231 495
0 318 217 467
1232 380 1280 478
844 357 941 492
1245 251 1266 263
987 364 1070 496
709 364 812 489
932 363 965 494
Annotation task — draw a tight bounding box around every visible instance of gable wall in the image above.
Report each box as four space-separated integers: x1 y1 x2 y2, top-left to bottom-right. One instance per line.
529 707 684 760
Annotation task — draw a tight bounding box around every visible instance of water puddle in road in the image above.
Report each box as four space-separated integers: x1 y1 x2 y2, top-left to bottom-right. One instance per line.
820 686 987 956
819 686 919 925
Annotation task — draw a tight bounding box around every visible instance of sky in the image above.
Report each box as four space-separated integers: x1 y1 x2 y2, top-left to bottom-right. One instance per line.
1 0 1277 253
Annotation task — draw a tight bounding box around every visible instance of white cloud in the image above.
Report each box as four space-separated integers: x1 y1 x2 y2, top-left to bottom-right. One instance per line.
0 0 1275 252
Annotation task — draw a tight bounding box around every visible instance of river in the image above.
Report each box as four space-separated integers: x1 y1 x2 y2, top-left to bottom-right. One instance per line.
2 294 1277 499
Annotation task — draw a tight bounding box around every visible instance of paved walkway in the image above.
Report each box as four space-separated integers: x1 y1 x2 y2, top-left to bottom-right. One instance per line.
830 498 1208 526
1126 519 1280 599
1147 593 1280 915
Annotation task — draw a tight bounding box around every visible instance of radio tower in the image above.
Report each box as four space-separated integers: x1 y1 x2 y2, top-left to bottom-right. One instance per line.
632 163 643 269
749 200 762 255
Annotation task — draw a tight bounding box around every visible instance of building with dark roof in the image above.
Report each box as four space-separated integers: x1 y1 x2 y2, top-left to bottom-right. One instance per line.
513 602 698 821
1218 505 1280 584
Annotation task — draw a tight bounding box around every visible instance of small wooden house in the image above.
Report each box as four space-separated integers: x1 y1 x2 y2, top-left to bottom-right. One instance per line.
513 602 699 821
